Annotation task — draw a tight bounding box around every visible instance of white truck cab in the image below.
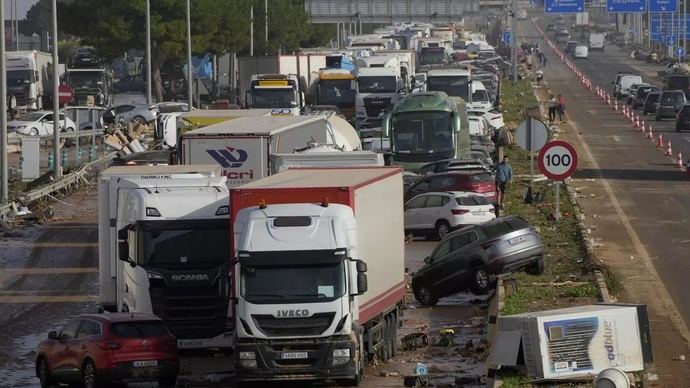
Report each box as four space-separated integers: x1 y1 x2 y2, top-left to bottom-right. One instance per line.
356 57 403 132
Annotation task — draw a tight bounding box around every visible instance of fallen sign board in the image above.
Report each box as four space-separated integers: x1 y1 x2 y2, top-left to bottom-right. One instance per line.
491 304 653 379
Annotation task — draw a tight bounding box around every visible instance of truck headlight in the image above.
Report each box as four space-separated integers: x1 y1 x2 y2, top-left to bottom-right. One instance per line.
147 272 163 280
332 349 350 358
239 351 256 360
239 360 258 368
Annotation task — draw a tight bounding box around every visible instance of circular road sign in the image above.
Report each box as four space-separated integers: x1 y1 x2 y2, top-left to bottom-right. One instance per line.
516 117 550 152
58 84 74 106
538 140 578 181
677 47 685 58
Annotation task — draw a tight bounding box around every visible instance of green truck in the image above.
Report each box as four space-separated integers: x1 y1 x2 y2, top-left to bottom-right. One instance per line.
381 91 470 170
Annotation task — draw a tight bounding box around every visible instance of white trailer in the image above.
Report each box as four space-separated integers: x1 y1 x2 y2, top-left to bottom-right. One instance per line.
230 167 406 384
98 165 234 349
180 113 362 187
6 50 52 110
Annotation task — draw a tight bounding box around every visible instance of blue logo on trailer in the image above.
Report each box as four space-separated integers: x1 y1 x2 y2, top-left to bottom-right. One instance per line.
650 0 677 12
677 47 685 57
544 0 584 13
607 0 646 12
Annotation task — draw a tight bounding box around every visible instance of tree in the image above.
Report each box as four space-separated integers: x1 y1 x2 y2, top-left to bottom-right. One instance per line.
20 0 51 37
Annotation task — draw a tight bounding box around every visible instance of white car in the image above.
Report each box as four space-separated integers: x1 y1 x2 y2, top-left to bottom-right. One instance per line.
573 45 589 59
7 111 77 136
468 116 486 136
404 191 497 239
469 108 505 130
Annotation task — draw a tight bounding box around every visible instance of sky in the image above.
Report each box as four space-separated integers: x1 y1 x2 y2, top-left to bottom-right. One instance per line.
5 0 36 20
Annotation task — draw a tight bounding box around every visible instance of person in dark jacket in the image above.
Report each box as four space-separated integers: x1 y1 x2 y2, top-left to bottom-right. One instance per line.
495 156 513 209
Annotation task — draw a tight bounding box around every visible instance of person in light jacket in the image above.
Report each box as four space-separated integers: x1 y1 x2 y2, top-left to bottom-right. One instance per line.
495 156 513 209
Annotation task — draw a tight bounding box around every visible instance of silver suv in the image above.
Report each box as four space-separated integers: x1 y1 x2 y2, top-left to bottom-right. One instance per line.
411 216 545 305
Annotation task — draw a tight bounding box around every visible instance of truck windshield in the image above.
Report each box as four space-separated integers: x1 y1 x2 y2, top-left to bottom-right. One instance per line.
7 70 34 86
139 227 229 266
427 76 470 101
241 262 346 304
391 111 453 154
357 76 397 93
318 79 356 106
251 87 298 108
420 48 447 65
68 72 103 88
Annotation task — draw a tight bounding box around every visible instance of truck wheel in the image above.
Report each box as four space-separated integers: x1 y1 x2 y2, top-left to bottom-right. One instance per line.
525 257 545 275
469 265 496 295
412 281 438 306
435 220 451 240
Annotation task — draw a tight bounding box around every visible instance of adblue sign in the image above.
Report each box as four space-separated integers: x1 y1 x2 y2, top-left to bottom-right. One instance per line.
185 137 268 187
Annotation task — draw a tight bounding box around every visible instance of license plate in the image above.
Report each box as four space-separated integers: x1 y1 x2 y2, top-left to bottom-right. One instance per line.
664 105 674 108
133 360 158 367
281 351 308 360
509 235 528 245
484 192 496 197
178 339 204 348
472 212 485 216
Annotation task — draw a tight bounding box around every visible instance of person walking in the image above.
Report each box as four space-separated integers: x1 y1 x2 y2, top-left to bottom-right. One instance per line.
535 68 544 85
548 94 558 124
557 94 566 122
495 156 513 210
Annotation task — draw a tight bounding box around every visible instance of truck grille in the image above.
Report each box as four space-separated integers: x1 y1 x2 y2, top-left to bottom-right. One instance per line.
149 282 230 339
363 97 392 117
252 313 335 337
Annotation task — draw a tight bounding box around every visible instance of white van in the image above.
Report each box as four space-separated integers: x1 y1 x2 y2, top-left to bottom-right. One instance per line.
589 32 605 51
471 81 493 110
614 74 643 99
573 45 589 59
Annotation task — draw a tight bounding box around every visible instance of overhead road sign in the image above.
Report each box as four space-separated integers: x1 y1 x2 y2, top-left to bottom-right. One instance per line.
650 15 690 41
649 0 677 12
607 0 646 12
545 0 584 13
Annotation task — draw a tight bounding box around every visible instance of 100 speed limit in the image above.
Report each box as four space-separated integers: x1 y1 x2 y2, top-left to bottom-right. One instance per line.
537 140 578 181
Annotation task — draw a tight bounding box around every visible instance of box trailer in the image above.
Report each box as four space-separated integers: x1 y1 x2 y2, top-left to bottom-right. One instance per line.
230 167 405 384
179 114 361 187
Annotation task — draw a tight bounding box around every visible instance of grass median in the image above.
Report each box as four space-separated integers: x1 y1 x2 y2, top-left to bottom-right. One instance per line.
498 78 598 316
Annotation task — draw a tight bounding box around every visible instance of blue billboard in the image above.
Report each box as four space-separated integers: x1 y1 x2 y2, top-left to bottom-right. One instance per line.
649 0 677 12
607 0 646 12
545 0 584 13
650 14 690 41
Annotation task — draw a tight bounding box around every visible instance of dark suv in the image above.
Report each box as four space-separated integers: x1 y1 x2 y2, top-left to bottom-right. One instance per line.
676 105 690 131
405 171 497 202
642 92 660 115
411 216 545 305
632 85 658 109
656 90 686 120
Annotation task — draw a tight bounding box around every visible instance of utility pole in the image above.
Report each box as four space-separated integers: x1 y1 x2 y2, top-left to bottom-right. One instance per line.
186 0 193 111
52 0 61 179
510 0 517 82
250 5 254 56
0 0 7 202
14 0 18 50
145 0 152 105
265 0 268 45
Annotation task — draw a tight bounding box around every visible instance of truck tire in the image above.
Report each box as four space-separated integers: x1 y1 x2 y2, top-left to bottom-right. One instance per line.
412 281 438 306
525 257 545 275
469 265 496 295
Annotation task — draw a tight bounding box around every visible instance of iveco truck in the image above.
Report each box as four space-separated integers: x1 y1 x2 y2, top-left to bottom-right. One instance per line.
98 165 234 349
230 167 406 385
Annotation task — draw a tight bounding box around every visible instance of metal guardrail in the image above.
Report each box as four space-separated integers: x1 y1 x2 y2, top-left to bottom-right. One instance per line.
7 129 106 145
0 151 115 228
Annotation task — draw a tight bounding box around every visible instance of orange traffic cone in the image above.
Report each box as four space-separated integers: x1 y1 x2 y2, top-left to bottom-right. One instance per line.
678 152 684 168
647 126 653 139
666 140 673 156
614 100 618 111
657 133 664 148
639 120 645 132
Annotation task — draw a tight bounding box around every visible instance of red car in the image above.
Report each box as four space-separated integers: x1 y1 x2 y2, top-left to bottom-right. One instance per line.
405 171 498 203
35 313 179 388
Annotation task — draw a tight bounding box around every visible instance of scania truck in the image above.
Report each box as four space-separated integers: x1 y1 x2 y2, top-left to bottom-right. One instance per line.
230 167 406 385
98 165 234 349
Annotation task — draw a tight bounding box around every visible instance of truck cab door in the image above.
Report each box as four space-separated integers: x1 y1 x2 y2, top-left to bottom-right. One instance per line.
117 228 138 311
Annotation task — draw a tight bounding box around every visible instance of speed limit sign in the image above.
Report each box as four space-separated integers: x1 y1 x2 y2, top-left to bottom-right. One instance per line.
538 140 578 181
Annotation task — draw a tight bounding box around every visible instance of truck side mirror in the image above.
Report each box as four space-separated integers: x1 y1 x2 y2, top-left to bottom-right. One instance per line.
117 227 135 267
356 260 367 273
300 91 306 109
381 113 392 137
357 273 368 294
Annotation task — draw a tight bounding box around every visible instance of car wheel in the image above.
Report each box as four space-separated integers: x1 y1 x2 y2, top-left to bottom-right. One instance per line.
81 360 98 388
28 128 39 136
132 115 146 125
525 257 546 275
412 281 438 306
435 220 451 240
469 265 497 295
158 374 178 387
36 357 53 388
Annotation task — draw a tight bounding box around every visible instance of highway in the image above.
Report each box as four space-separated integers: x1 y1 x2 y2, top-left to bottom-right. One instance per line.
523 13 690 382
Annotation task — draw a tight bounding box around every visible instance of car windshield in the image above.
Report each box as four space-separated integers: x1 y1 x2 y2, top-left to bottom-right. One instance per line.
469 172 494 182
427 75 470 101
19 113 46 122
318 79 356 105
111 321 167 338
157 104 190 113
357 76 397 93
661 93 684 104
472 89 489 102
420 47 447 64
241 262 346 304
68 72 103 88
139 226 229 266
7 70 34 86
251 87 298 108
392 111 453 155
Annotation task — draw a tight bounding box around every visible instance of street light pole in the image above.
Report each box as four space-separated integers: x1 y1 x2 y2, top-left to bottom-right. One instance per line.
511 0 517 83
52 0 61 179
186 0 193 111
265 0 268 45
250 5 254 56
145 0 152 105
0 0 7 203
